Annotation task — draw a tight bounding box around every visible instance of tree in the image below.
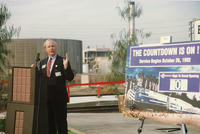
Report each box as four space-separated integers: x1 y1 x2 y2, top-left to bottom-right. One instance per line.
0 4 20 74
106 1 151 81
0 4 20 110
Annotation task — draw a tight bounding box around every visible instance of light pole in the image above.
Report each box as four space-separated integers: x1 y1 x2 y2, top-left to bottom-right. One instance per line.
129 1 135 45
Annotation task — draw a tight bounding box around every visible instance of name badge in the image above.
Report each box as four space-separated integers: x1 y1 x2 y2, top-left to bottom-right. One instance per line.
55 72 62 77
42 64 46 69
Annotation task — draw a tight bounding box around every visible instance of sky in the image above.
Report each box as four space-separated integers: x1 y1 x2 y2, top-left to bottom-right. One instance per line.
1 0 200 49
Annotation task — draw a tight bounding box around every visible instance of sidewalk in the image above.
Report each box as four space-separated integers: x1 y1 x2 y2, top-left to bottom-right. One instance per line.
68 113 200 134
69 95 118 104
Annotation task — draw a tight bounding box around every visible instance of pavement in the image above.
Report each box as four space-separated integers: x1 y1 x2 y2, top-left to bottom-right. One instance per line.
68 113 200 134
69 96 117 104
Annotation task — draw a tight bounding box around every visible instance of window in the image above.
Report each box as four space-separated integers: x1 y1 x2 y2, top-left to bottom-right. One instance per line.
198 25 200 34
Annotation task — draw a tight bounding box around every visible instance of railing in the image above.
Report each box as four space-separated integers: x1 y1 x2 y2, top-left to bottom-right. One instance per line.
0 80 8 85
0 80 125 102
67 80 125 102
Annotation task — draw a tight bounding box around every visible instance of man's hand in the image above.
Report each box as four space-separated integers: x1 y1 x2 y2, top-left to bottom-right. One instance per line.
63 52 69 69
31 64 35 68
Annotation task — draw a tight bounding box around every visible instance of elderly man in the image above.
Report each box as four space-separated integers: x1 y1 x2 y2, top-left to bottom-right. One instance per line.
40 39 74 134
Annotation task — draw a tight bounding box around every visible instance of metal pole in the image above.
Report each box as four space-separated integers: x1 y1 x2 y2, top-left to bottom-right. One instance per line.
181 124 187 134
129 1 135 44
137 118 145 134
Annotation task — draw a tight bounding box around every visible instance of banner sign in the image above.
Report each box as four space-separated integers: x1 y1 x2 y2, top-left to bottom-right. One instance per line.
125 42 200 116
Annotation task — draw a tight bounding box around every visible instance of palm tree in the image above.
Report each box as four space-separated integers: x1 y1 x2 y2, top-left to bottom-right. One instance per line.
106 0 151 81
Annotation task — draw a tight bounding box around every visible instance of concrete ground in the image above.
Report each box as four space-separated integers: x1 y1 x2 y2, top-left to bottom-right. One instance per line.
68 113 200 134
69 96 117 104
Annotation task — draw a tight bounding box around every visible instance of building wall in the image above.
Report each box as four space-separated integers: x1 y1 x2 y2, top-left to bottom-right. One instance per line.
189 19 200 41
6 39 82 73
82 48 111 74
194 20 200 41
95 57 111 74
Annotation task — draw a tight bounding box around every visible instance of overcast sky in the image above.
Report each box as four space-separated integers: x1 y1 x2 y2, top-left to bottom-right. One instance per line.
2 0 200 49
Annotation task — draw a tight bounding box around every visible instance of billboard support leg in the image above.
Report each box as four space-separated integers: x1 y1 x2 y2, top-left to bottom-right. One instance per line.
137 118 145 134
156 127 180 132
156 124 187 133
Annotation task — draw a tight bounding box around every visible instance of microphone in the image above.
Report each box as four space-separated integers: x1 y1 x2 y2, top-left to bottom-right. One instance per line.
36 53 40 62
35 53 40 70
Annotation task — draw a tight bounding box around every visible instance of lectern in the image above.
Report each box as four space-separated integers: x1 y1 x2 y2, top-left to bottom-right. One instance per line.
6 67 48 134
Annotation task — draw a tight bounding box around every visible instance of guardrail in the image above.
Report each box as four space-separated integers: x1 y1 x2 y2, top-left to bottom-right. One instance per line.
0 80 8 85
0 80 125 102
67 80 125 102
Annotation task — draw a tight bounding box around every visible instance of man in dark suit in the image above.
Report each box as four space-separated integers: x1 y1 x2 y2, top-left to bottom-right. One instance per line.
40 39 74 134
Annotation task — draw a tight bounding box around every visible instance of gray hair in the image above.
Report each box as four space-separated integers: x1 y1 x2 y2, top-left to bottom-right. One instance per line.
43 39 57 48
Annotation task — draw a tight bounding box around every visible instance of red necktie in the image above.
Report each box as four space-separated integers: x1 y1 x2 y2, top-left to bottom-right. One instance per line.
46 57 52 77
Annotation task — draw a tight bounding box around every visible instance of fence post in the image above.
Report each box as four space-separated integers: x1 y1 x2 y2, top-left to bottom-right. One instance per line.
67 86 70 103
97 85 100 98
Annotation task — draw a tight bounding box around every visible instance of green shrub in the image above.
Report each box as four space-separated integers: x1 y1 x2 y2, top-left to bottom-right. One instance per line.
68 130 77 134
0 119 5 132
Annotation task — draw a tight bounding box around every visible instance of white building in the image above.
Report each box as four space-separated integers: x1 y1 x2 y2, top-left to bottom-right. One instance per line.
83 47 111 74
189 18 200 41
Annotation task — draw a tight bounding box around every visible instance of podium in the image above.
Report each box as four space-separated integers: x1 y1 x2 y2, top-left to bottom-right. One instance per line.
5 67 48 134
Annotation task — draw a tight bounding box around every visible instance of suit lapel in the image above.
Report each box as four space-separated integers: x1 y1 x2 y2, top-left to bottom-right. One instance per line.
43 57 48 77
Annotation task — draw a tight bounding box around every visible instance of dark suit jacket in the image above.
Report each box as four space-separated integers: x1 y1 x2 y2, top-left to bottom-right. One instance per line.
40 55 74 102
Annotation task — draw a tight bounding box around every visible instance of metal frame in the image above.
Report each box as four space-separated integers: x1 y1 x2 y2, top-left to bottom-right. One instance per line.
137 118 145 134
156 124 187 134
137 118 188 134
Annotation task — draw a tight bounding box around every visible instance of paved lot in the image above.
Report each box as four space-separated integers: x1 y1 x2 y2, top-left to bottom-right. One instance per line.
70 96 117 104
68 113 200 134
